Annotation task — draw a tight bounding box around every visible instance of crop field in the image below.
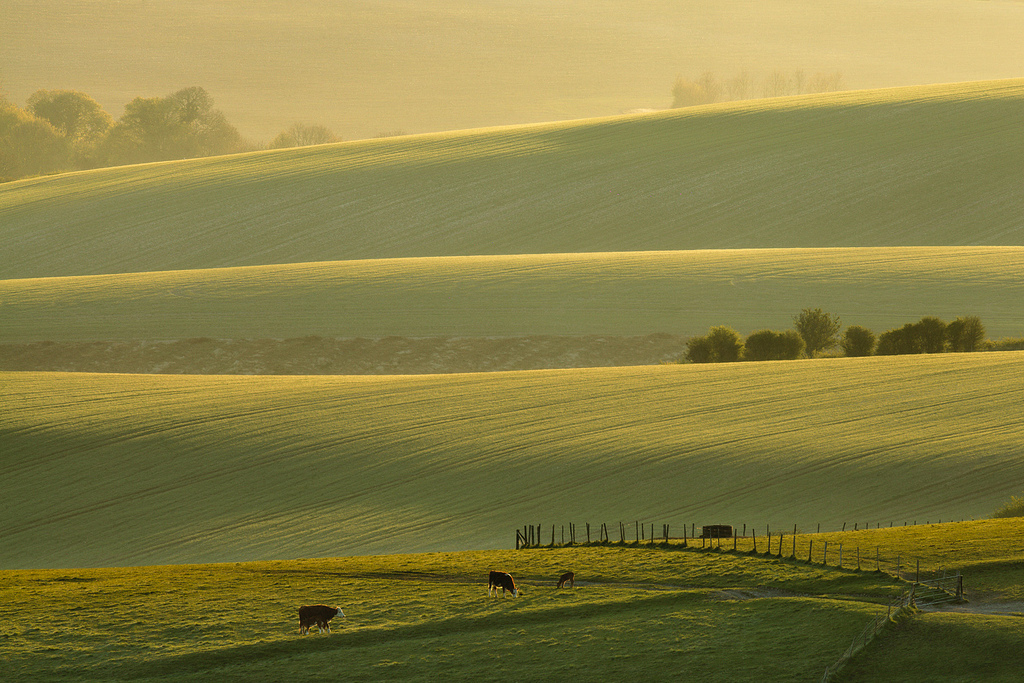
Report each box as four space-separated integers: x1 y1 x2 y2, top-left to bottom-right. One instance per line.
3 351 1022 570
3 80 1024 279
2 522 1022 682
5 0 1024 141
2 247 1023 343
5 2 1024 677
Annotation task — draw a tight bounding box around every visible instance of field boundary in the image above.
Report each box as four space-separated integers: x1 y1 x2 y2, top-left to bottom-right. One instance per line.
515 521 967 681
819 573 963 682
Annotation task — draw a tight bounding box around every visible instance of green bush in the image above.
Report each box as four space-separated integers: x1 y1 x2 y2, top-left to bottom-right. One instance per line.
988 337 1024 352
992 494 1024 518
742 329 804 361
840 325 876 357
685 326 743 363
916 316 947 353
946 316 986 352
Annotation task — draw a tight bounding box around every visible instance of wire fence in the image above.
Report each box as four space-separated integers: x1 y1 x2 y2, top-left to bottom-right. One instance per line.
515 519 966 680
515 520 965 582
820 572 963 682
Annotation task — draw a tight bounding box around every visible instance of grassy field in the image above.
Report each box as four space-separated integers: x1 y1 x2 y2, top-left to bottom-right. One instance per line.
3 80 1024 279
2 248 1022 342
1 526 1022 682
0 545 933 682
4 351 1022 569
4 0 1024 141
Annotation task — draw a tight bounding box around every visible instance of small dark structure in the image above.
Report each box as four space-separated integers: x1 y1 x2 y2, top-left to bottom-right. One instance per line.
701 525 733 539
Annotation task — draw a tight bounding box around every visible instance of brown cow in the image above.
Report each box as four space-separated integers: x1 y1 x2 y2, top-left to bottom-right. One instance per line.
298 604 345 635
488 570 519 597
557 571 575 589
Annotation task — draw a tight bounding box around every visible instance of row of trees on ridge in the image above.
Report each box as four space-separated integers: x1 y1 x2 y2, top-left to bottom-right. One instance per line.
684 309 989 363
1 86 340 182
671 69 846 108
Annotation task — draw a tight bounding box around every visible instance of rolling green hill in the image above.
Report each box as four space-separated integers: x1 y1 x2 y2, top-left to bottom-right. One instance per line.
3 80 1024 279
2 247 1022 343
3 351 1022 570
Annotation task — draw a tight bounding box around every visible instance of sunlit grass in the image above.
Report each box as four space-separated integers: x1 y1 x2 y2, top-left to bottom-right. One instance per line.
0 547 902 682
3 80 1024 279
2 247 1022 342
3 351 1022 569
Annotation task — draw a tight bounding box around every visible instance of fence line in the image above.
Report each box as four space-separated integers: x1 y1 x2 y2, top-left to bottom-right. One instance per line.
820 572 963 682
514 520 966 582
515 519 966 678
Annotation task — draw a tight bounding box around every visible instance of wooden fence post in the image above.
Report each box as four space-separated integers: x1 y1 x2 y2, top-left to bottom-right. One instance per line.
792 531 797 558
683 524 688 548
779 533 784 557
824 541 829 566
636 521 640 543
619 522 625 543
808 539 813 563
551 525 555 546
916 559 920 583
561 525 565 545
587 523 591 544
857 547 861 571
733 528 737 551
752 529 757 553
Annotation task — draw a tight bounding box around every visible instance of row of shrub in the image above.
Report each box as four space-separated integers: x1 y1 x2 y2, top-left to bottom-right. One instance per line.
683 311 1006 363
0 86 340 182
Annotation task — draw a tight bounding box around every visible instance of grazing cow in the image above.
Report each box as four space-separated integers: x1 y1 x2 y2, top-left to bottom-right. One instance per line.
557 571 575 589
298 604 345 635
488 570 519 598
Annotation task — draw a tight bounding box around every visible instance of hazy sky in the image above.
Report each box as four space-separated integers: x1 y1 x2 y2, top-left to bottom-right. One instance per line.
4 0 1024 140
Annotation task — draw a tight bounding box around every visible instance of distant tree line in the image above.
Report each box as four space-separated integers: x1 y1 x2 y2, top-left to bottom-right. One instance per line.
683 309 1006 363
671 69 845 108
1 86 340 182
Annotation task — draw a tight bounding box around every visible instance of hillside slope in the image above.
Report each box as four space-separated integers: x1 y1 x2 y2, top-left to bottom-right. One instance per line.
3 352 1022 569
3 80 1024 279
3 248 1022 342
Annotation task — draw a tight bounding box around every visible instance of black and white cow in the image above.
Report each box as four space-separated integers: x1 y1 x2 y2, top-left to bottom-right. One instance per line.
298 604 345 635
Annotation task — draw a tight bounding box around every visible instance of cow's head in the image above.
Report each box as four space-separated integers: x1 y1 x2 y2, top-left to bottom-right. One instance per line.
335 607 346 618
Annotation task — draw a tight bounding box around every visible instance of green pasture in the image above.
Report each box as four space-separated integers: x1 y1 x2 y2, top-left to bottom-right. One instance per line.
841 612 1024 682
0 546 904 682
2 533 1023 682
5 0 1024 141
3 80 1024 279
3 352 1022 569
2 247 1022 342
